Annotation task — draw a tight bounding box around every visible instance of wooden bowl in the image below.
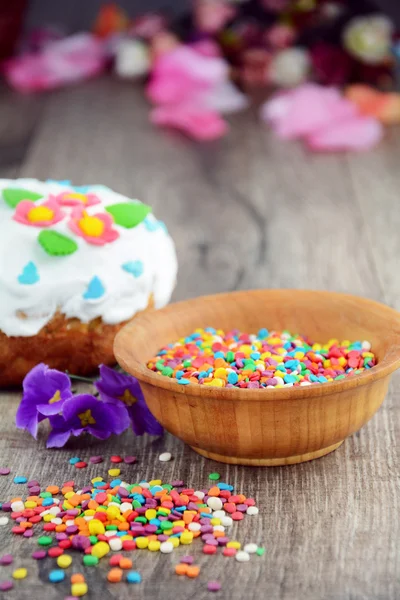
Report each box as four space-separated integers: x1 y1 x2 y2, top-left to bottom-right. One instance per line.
114 290 400 466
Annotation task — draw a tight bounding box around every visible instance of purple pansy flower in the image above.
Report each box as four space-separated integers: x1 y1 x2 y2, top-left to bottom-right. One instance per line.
15 363 72 438
47 394 130 448
95 365 163 436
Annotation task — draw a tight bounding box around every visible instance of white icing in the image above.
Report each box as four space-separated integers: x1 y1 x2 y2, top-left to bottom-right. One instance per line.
0 178 178 337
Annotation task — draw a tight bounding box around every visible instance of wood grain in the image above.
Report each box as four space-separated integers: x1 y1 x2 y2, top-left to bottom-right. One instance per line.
0 78 400 599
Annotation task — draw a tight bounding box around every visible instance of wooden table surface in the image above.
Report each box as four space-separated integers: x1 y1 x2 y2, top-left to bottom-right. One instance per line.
1 78 399 600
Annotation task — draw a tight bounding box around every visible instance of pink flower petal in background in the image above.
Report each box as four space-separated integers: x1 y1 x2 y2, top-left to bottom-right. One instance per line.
261 84 356 139
4 33 105 93
150 105 228 141
306 116 383 152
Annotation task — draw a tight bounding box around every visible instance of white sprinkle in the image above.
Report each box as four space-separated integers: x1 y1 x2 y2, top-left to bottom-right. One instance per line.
188 522 201 532
274 376 284 385
159 452 172 462
120 502 132 512
235 551 250 562
221 516 233 527
50 517 62 525
139 481 150 489
109 538 122 551
213 525 225 532
11 501 24 512
300 381 311 386
84 516 93 521
160 541 174 554
362 340 371 351
244 543 258 554
104 531 115 538
108 502 120 508
207 497 223 511
0 516 9 526
65 519 75 527
49 506 60 515
246 506 259 516
212 510 225 519
193 491 205 500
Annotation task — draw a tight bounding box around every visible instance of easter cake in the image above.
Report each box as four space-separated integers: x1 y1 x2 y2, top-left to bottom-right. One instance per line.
0 179 177 386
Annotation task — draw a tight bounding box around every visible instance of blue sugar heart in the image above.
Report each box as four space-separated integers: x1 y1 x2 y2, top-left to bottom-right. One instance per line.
122 261 144 278
17 262 40 285
83 276 105 300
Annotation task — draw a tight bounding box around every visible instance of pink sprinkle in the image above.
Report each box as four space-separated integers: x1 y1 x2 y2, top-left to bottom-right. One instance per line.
0 581 13 591
124 456 137 464
32 551 47 560
0 554 13 565
208 581 222 592
89 456 103 464
180 555 194 565
0 468 10 476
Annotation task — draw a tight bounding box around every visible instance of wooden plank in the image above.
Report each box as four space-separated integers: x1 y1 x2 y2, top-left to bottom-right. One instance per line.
0 78 398 599
0 84 45 170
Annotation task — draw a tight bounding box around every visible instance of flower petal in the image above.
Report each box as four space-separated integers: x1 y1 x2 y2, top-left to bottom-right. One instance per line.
130 400 163 436
15 399 39 438
47 429 72 448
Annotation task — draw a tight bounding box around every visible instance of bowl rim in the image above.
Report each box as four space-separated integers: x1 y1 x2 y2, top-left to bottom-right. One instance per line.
114 289 400 402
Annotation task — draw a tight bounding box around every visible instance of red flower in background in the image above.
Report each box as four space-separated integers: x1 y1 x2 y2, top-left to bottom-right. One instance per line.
311 43 353 86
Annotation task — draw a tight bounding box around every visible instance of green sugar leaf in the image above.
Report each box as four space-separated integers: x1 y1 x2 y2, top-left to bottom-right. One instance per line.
38 230 78 256
105 202 151 229
3 188 43 208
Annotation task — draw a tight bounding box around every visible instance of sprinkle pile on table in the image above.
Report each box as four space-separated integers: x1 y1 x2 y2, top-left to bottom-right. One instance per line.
147 328 376 388
0 461 263 596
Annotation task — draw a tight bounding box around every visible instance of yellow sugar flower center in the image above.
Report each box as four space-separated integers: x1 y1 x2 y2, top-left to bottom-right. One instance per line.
48 390 62 404
78 212 104 237
66 192 88 204
118 389 137 406
28 206 54 223
78 409 96 427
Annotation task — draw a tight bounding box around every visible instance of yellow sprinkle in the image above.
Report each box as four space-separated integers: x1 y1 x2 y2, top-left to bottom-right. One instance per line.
120 535 133 542
148 540 161 552
106 506 120 518
43 514 53 522
91 477 103 483
170 537 180 548
108 468 120 477
180 531 194 545
13 568 28 580
145 509 157 521
91 541 110 559
71 582 88 597
210 518 221 526
136 537 149 549
227 541 241 549
83 510 95 517
64 491 75 499
57 555 72 569
149 479 162 486
88 519 105 535
24 501 37 508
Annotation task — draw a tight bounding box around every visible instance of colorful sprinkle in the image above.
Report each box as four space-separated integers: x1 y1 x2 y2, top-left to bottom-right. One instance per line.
13 476 27 484
159 452 172 462
0 468 10 476
208 581 222 592
147 329 376 388
0 581 13 591
122 260 144 277
83 276 105 301
124 456 137 464
126 571 142 584
0 555 13 565
89 455 103 464
49 570 65 583
12 568 27 580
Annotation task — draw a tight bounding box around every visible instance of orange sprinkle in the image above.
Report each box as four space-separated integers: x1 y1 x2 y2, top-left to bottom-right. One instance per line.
46 485 59 494
175 564 188 576
187 565 201 578
119 558 132 570
71 574 85 584
107 568 123 583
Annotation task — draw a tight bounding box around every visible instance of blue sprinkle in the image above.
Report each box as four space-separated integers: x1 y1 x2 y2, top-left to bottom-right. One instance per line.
170 532 182 538
250 352 260 360
73 185 91 193
175 370 184 380
214 351 225 359
257 328 268 339
149 518 161 527
205 327 216 334
49 570 65 583
198 371 208 379
143 216 159 232
18 261 39 285
175 506 186 512
227 372 238 385
178 379 190 385
46 179 71 186
217 482 234 491
69 457 81 465
310 374 319 382
133 494 145 503
110 479 122 487
200 512 212 519
150 486 163 494
83 276 105 300
318 376 328 383
122 260 144 278
93 481 105 488
42 498 55 506
127 571 142 584
13 476 27 484
284 374 297 384
276 364 286 372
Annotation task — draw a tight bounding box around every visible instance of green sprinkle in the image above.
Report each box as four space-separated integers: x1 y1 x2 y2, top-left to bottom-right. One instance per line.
256 547 265 556
83 555 99 566
89 536 98 545
209 473 220 481
161 367 174 377
38 536 53 547
160 521 173 531
183 360 191 368
226 351 235 363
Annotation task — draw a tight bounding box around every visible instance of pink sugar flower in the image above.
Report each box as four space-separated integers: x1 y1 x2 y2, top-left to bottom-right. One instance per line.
68 207 119 245
13 198 65 227
52 191 101 208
